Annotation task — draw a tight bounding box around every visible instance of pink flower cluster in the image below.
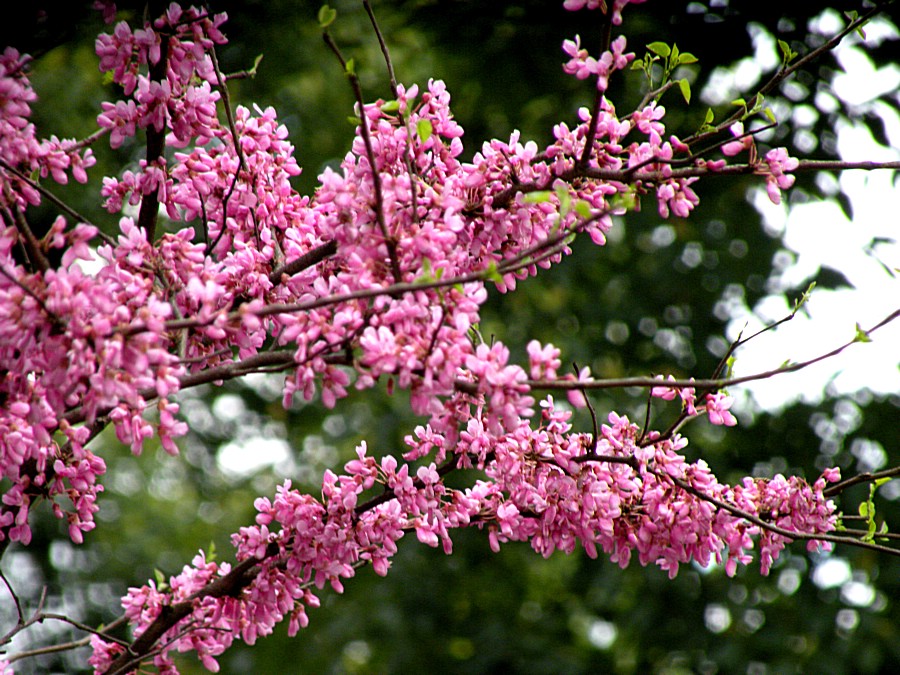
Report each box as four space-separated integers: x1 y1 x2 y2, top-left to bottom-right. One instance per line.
563 35 634 91
95 5 225 147
0 1 822 671
651 376 737 426
0 48 96 212
93 396 838 672
721 122 799 204
563 0 649 25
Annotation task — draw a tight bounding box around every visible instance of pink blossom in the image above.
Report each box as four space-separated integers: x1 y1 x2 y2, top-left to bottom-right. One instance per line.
705 392 737 426
721 122 753 157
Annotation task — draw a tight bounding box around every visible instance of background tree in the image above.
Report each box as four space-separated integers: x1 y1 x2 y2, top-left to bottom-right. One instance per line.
1 1 899 673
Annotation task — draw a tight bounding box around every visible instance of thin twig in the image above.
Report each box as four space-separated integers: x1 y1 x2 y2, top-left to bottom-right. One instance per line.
577 17 613 170
684 3 888 146
322 30 403 283
0 159 108 242
208 44 246 255
527 307 900 392
665 472 900 557
825 466 900 498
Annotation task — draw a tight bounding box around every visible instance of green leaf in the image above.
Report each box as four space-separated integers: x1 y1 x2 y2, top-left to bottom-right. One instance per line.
704 108 715 125
248 53 264 77
380 99 400 113
416 257 435 283
854 322 872 343
677 52 698 65
875 477 893 489
725 354 736 374
777 39 795 63
523 191 552 204
678 78 691 104
731 97 747 108
554 184 571 213
749 94 766 114
793 281 816 312
867 517 878 537
347 115 360 125
670 44 680 64
484 261 504 284
317 4 337 29
416 119 433 143
344 58 356 76
763 107 777 124
574 200 593 219
858 501 870 518
647 41 671 58
844 11 867 39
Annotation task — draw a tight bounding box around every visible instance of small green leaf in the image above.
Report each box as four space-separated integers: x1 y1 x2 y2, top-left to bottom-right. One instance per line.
844 11 867 39
763 107 777 124
318 4 337 29
793 281 816 312
678 78 691 104
670 43 680 64
865 523 877 542
777 39 795 63
647 41 671 58
416 257 435 283
704 108 715 124
725 354 736 373
416 119 433 143
731 97 747 108
630 61 645 71
750 94 766 114
208 541 217 562
574 200 593 219
248 54 264 77
344 58 356 76
380 99 400 113
677 52 698 65
523 191 552 204
554 184 571 213
854 322 872 343
875 477 893 488
347 115 360 125
484 261 504 284
858 501 870 518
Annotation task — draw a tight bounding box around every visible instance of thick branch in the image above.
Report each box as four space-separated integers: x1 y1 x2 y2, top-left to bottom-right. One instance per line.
268 239 338 285
135 34 170 243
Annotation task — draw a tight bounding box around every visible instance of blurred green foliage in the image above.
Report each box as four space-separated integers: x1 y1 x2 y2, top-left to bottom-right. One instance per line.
2 1 899 673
